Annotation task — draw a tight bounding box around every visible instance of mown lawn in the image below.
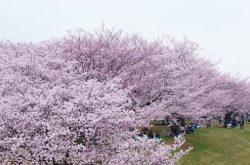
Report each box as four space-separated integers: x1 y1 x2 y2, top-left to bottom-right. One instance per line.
178 123 250 165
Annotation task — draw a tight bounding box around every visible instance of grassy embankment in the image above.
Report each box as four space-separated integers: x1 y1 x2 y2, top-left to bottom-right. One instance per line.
152 122 250 165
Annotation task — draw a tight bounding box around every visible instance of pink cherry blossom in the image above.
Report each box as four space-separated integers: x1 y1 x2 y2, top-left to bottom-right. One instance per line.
0 27 249 164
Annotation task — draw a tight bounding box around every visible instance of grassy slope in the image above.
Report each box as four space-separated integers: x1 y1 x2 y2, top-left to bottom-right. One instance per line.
178 123 250 165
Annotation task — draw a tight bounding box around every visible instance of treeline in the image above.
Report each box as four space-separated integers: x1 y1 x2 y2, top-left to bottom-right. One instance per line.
0 27 249 164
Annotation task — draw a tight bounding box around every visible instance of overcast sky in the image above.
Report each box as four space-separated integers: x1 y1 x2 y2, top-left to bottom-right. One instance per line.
0 0 250 77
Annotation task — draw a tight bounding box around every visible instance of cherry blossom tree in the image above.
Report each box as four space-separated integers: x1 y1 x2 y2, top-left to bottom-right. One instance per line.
0 38 190 164
0 27 249 164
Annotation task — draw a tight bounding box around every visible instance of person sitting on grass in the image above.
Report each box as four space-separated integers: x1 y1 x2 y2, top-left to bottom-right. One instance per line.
138 131 144 137
231 118 237 128
192 123 198 129
170 123 180 137
186 124 194 134
155 131 160 139
180 126 185 133
147 130 154 139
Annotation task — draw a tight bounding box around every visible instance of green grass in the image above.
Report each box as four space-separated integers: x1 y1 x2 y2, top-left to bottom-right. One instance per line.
178 123 250 165
150 123 250 165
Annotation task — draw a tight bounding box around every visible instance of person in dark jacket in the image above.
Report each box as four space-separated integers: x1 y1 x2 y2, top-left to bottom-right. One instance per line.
186 124 194 134
240 116 245 129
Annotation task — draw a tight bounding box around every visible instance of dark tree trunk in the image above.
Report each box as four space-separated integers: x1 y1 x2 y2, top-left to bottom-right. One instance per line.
224 111 232 128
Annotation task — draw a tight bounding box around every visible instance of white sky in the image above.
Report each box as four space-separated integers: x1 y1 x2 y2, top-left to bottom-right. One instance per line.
0 0 250 77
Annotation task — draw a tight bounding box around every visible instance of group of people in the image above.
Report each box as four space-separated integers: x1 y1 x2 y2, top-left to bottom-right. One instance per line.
219 113 246 129
137 122 197 140
137 128 161 139
137 112 249 142
170 122 201 136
